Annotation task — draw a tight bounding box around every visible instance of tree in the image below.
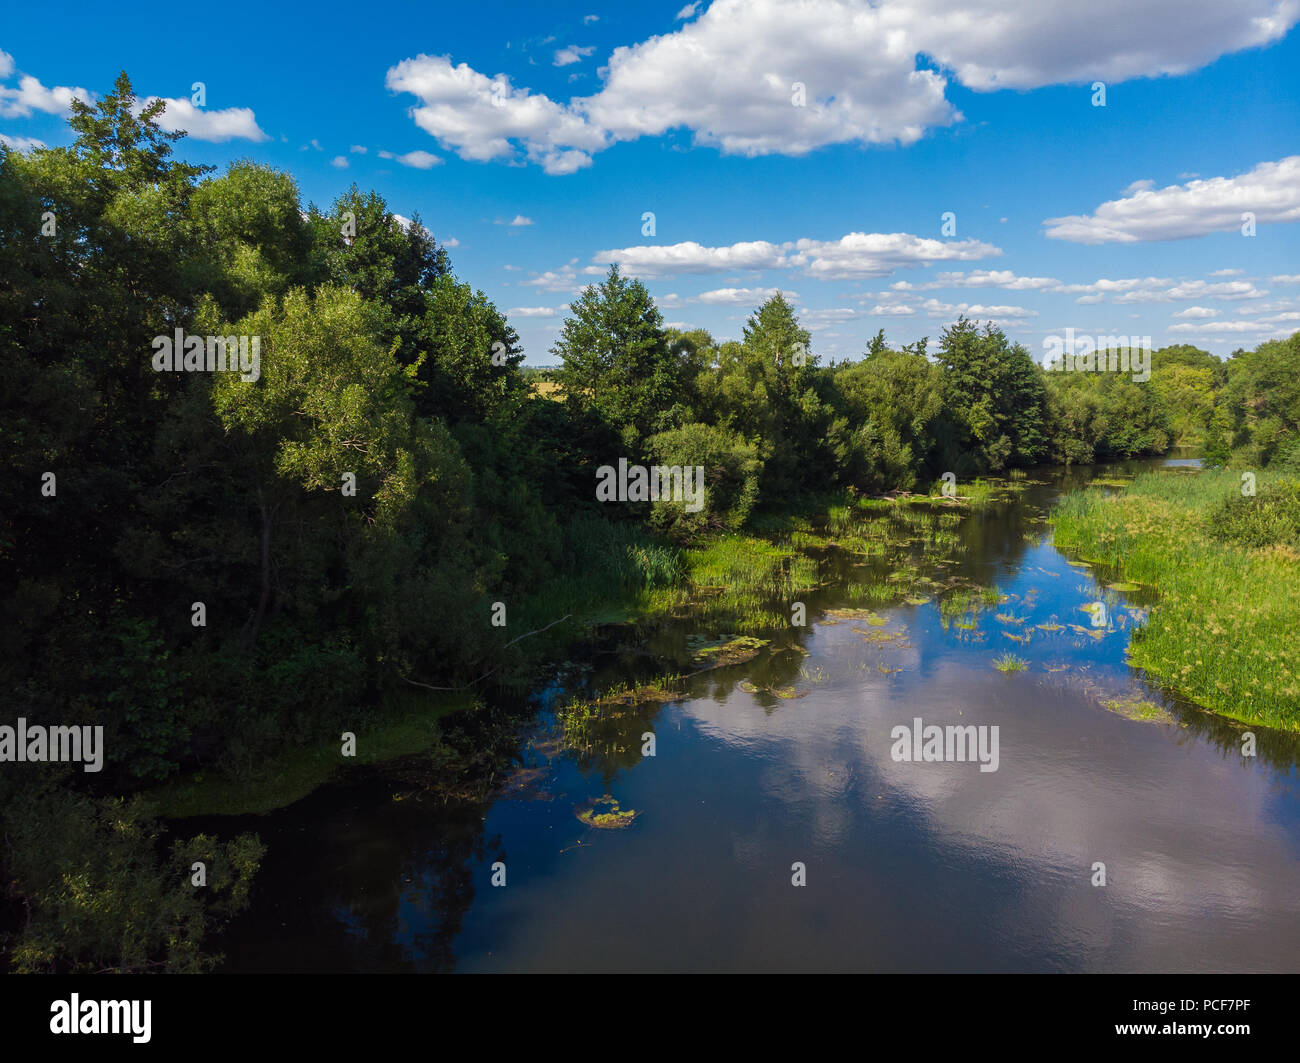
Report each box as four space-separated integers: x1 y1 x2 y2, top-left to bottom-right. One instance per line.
554 265 681 448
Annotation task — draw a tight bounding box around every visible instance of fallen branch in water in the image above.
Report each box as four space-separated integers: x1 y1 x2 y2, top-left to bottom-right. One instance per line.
399 613 574 692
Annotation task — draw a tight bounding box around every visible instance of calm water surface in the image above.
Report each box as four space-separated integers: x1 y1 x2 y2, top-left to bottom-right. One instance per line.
209 457 1300 972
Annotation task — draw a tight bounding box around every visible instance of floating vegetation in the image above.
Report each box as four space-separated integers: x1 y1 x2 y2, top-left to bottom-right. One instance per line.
575 795 640 829
904 595 931 605
1037 622 1064 632
994 613 1026 625
1107 581 1143 592
692 635 770 668
1102 696 1174 724
740 680 807 699
1004 631 1031 644
993 653 1028 673
876 663 903 675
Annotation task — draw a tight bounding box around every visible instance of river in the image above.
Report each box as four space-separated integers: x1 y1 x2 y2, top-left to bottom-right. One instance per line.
206 455 1300 972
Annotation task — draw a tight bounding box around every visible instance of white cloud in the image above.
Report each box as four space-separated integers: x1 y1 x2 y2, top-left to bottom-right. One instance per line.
385 54 606 175
676 2 701 18
350 144 367 154
918 298 1036 319
0 51 13 80
521 266 581 292
788 232 1000 280
1171 306 1218 319
1271 274 1300 284
509 214 534 226
1059 276 1267 303
695 286 795 305
554 45 596 67
0 73 94 118
1168 320 1289 334
0 132 45 151
893 268 1061 292
593 239 787 277
139 97 268 142
1044 156 1300 243
386 2 1297 173
508 306 562 317
391 214 435 240
445 237 460 247
868 303 916 315
378 148 443 169
590 230 998 281
1209 268 1244 276
885 0 1298 90
330 155 348 168
583 14 600 23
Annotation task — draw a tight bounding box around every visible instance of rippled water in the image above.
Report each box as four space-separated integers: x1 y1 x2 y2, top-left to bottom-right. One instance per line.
210 457 1300 972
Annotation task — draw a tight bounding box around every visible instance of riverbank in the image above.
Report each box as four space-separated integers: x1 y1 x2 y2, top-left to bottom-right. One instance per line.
1051 467 1300 732
149 478 1021 818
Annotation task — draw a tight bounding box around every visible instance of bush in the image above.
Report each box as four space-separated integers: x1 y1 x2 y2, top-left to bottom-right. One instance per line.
1211 478 1300 549
643 423 763 535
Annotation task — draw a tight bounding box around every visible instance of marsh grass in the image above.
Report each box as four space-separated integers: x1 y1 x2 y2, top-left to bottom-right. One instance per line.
993 653 1028 673
1052 468 1300 730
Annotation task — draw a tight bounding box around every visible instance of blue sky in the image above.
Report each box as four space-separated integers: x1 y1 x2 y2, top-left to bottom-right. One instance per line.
2 0 1297 363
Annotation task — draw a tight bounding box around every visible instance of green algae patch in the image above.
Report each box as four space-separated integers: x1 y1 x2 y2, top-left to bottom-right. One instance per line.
691 634 770 669
1102 697 1174 724
575 795 641 829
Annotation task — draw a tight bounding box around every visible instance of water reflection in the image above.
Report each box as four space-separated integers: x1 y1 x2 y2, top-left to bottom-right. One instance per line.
211 456 1299 972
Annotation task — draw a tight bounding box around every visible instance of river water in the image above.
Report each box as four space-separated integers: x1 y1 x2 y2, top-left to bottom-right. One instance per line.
211 456 1300 972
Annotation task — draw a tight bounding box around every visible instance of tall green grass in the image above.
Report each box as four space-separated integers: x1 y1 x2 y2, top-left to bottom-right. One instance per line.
1051 468 1300 731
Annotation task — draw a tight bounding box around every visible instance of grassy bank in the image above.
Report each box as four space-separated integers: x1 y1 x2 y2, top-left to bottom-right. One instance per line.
149 691 477 818
1051 468 1300 731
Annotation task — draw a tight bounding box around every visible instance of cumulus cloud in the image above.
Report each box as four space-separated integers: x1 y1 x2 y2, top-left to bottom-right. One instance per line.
891 268 1061 292
508 306 564 317
330 155 348 168
350 144 367 154
787 232 1000 280
695 286 795 305
521 266 582 292
0 131 45 151
378 148 443 168
1171 306 1219 319
0 72 94 117
385 1 1297 173
138 97 268 142
591 232 998 281
1044 156 1300 243
592 239 787 277
1058 276 1268 303
1168 320 1289 334
553 45 596 67
385 54 606 175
